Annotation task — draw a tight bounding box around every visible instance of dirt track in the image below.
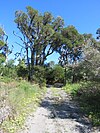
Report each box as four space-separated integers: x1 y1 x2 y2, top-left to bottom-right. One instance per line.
18 87 100 133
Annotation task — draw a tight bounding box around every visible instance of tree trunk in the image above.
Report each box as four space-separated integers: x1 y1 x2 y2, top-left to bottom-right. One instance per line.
72 68 76 83
26 48 31 81
31 48 35 80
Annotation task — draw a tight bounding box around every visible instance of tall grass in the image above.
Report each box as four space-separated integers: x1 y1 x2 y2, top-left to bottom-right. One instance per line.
0 77 46 133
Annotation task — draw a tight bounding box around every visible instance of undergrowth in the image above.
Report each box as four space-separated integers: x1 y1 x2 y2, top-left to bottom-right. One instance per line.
63 82 100 126
0 76 46 133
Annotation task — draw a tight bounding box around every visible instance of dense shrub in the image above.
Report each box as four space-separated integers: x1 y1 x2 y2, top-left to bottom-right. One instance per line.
63 83 81 95
17 66 28 79
77 82 100 126
64 82 100 126
0 65 17 79
53 65 64 83
16 59 28 80
46 65 64 84
0 59 17 79
33 66 46 87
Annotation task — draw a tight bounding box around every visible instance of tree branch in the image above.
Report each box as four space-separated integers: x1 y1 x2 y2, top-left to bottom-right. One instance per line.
15 42 25 48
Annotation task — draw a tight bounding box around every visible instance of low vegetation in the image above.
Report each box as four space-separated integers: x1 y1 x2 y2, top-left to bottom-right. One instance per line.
0 76 46 133
63 82 100 126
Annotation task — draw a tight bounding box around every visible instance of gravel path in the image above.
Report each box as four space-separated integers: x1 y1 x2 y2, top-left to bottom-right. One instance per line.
18 87 100 133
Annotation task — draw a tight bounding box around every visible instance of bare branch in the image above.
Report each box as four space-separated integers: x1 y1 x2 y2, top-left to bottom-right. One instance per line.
13 31 25 43
15 42 25 48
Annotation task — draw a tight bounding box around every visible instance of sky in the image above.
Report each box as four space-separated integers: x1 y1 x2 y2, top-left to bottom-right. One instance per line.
0 0 100 63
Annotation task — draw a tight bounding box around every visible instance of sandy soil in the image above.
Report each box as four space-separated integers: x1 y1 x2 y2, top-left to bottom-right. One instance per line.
18 87 100 133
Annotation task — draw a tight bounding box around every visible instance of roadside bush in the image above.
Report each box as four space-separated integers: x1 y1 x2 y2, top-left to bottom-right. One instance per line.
77 82 100 126
0 65 17 79
46 65 64 84
63 83 81 95
0 59 18 79
53 65 64 83
45 67 54 84
64 82 100 126
33 66 46 87
16 59 28 80
17 66 28 79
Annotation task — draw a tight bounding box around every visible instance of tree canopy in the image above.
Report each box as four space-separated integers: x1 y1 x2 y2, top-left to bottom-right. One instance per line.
58 26 84 66
14 6 65 80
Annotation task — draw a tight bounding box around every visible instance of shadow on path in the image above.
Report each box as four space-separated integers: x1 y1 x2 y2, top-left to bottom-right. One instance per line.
40 89 92 133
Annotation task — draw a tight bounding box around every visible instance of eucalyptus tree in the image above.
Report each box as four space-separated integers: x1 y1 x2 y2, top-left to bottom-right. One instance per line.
57 26 84 83
58 25 84 66
14 6 64 80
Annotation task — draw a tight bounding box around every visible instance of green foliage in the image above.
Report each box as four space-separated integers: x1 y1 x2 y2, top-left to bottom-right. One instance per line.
62 26 83 47
0 78 46 133
46 64 64 84
1 66 17 78
0 40 5 47
58 26 84 66
33 66 46 87
0 53 6 64
63 83 81 95
6 59 15 68
16 59 28 79
63 65 83 84
73 46 100 82
63 40 100 126
0 76 14 83
64 82 100 126
76 82 100 126
0 59 17 79
0 27 5 40
14 6 64 69
45 67 54 84
0 27 9 65
17 66 28 79
14 6 67 81
0 27 6 64
0 7 100 130
52 65 64 83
